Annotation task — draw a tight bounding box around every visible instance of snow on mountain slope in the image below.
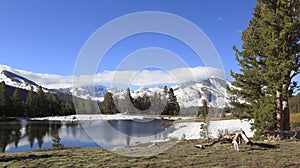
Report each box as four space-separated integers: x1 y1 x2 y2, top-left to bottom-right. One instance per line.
57 85 107 101
0 64 73 89
174 78 229 108
0 64 240 108
0 65 106 99
106 77 236 108
0 68 42 92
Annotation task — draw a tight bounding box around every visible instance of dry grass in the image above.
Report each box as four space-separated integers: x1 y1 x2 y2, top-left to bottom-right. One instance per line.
290 113 300 129
1 140 300 167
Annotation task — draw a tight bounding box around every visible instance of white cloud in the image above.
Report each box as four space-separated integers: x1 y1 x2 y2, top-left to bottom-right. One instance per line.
1 65 225 88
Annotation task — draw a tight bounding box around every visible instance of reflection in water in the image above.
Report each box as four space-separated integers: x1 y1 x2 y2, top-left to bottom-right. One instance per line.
83 119 172 148
0 121 22 152
25 121 61 149
0 119 172 153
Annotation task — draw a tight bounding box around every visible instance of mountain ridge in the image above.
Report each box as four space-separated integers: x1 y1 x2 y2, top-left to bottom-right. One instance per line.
0 64 239 108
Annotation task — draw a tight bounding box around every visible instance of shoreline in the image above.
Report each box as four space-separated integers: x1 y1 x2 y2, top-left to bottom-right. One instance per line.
30 114 254 140
30 114 197 122
2 114 254 153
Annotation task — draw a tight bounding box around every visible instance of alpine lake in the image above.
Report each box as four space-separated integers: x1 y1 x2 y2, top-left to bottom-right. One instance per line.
0 118 174 153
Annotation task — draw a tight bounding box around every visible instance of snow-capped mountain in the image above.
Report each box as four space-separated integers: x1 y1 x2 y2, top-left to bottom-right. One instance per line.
0 65 108 100
0 68 47 93
57 85 107 101
174 77 232 108
106 77 235 108
0 64 239 108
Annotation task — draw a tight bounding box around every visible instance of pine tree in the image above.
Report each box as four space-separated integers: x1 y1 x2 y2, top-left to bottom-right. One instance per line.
230 0 300 134
122 88 134 114
62 99 75 116
133 96 142 112
25 86 36 117
10 88 23 117
47 93 61 116
100 92 119 114
0 82 8 117
201 99 209 117
133 95 151 112
162 86 169 115
160 92 167 115
36 86 46 117
163 88 180 116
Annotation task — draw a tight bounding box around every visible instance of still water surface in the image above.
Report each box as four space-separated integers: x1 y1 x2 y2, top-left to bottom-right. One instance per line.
0 119 173 153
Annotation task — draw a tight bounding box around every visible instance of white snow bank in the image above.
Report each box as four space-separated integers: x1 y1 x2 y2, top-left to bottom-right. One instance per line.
209 119 254 138
31 114 145 121
31 114 197 121
168 119 254 140
160 116 197 120
168 122 203 140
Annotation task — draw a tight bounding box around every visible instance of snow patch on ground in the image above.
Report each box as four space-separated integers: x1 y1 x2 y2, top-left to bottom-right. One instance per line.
209 119 254 138
168 122 203 140
31 114 144 121
168 119 254 140
31 114 197 121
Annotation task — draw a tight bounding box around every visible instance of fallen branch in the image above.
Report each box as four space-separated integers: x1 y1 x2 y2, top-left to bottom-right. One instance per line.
195 129 253 151
195 139 219 149
231 130 253 152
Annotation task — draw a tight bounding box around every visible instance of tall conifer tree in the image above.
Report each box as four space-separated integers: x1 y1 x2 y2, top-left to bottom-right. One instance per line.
25 86 36 117
0 82 8 117
230 0 300 133
100 92 119 114
10 88 23 116
122 88 134 113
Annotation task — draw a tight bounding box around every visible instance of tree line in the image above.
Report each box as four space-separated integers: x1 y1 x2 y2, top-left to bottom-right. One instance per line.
0 82 75 118
99 86 180 116
0 81 181 117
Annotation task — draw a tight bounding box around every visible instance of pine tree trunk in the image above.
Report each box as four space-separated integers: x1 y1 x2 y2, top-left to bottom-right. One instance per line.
282 83 290 131
276 84 290 133
283 99 290 131
276 90 283 131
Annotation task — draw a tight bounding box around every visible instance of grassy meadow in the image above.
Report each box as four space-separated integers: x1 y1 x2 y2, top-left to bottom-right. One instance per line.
1 140 300 167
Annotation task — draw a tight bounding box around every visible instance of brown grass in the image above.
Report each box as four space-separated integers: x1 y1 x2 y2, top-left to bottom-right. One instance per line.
290 113 300 129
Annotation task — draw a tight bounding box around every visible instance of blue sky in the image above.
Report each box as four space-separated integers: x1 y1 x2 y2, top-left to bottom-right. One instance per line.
0 0 256 82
